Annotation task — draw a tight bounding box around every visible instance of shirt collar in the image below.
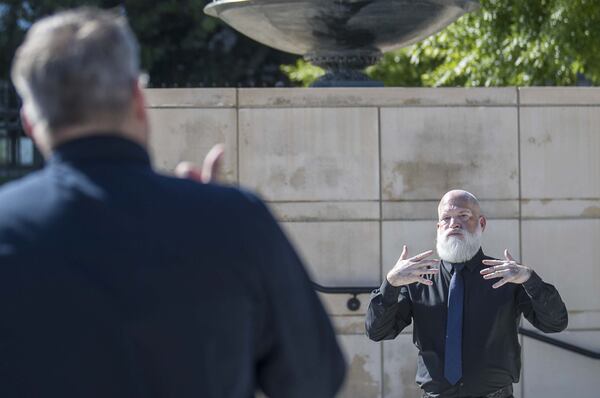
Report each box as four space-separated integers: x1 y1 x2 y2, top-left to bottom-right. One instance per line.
48 134 151 166
442 247 485 273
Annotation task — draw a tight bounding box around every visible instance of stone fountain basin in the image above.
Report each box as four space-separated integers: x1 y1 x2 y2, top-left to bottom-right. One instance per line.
204 0 480 56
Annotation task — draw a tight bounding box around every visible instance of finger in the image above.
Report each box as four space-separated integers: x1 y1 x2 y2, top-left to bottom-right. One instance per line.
492 278 509 289
504 249 515 262
409 250 434 262
411 268 439 276
175 161 203 182
480 265 509 275
407 263 438 272
482 260 505 265
399 245 408 261
480 266 497 275
412 261 440 269
413 259 440 265
415 277 433 286
201 144 225 183
482 269 510 279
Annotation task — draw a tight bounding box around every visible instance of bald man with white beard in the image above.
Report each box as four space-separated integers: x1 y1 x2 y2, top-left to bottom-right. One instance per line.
366 190 568 398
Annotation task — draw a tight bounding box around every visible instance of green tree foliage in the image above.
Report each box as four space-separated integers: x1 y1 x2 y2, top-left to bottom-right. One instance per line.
0 0 295 87
283 0 600 87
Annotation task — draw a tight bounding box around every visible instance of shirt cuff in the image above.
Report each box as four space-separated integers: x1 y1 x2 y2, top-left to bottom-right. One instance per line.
522 271 544 298
380 279 402 306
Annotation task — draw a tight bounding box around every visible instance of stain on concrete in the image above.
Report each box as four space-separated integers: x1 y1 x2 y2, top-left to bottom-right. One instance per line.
382 354 420 398
289 167 307 189
387 161 463 197
509 170 518 180
339 355 380 398
323 167 340 188
324 94 364 106
272 97 292 106
268 169 288 188
335 319 365 334
539 133 553 146
582 206 600 217
528 134 552 147
383 373 391 396
398 360 420 398
402 98 423 106
540 199 552 205
465 98 494 106
382 181 395 199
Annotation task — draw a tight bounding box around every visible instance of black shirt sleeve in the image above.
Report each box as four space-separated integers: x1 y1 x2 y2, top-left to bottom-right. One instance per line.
517 271 568 333
240 193 346 398
365 279 413 341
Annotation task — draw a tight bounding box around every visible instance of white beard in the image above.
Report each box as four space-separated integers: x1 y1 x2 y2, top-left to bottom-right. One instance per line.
436 224 482 264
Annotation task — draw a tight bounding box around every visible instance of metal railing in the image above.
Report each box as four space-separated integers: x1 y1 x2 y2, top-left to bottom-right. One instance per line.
518 327 600 360
313 282 600 360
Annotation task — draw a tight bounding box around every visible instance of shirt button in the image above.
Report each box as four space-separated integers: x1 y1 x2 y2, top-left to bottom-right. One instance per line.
460 382 464 387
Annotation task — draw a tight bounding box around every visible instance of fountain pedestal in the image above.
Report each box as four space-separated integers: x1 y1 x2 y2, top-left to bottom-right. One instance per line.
204 0 480 86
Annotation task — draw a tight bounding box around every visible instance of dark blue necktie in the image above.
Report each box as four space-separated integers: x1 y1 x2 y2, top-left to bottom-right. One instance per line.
444 263 465 385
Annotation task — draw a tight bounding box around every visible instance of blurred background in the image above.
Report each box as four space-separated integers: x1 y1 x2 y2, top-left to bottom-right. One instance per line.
1 0 600 184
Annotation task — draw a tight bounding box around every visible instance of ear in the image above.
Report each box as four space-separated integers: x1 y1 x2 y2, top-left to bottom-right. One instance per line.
132 81 148 123
20 106 52 159
479 215 487 232
20 107 34 139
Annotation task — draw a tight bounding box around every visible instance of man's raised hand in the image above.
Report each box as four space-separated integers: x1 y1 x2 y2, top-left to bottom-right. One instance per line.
386 246 439 287
175 144 224 183
480 249 532 289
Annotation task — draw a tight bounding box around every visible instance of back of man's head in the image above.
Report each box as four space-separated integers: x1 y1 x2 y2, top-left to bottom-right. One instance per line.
11 7 140 136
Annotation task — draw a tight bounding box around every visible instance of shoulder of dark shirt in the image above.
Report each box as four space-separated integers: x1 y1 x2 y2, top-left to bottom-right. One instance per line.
0 168 47 195
0 168 273 241
135 172 278 242
0 169 50 217
152 172 268 215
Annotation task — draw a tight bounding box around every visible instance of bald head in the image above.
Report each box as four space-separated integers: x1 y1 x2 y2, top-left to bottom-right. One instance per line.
436 190 486 262
438 190 482 219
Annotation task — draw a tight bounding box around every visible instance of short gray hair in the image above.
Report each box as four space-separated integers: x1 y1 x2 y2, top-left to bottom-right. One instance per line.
11 7 140 132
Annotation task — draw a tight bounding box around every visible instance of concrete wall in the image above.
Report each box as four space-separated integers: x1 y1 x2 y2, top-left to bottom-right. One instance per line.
145 87 600 398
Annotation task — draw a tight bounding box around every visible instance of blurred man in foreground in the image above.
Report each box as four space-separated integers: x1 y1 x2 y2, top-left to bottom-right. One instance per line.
366 190 567 398
0 7 345 397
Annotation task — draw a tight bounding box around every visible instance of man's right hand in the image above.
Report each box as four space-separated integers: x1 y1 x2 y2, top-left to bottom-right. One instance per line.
175 144 224 183
386 246 439 287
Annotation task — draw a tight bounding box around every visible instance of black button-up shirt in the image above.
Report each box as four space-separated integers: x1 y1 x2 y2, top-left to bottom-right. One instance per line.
365 249 567 397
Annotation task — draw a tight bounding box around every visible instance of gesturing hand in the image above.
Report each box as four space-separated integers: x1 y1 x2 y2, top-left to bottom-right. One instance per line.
480 249 532 289
386 245 440 287
175 144 225 183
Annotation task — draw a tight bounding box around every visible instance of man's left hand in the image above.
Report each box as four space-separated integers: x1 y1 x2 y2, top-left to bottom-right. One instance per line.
480 249 532 289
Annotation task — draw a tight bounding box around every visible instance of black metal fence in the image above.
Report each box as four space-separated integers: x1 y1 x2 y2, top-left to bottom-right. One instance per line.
0 81 43 185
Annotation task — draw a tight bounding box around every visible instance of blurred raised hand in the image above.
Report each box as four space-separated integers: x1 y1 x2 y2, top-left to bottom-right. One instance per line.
175 143 224 183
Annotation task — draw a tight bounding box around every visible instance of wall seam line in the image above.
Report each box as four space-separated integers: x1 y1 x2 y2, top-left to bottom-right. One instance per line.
517 87 525 398
236 88 240 187
378 106 385 398
378 106 383 284
517 88 523 263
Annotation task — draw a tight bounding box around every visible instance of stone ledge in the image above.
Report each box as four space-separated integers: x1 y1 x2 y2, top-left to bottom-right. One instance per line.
239 87 517 107
519 87 600 105
145 88 236 108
